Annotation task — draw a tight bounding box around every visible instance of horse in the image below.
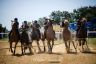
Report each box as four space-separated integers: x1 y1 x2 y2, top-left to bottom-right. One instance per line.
61 20 77 53
20 29 32 55
9 23 20 55
77 24 89 52
31 26 42 53
45 21 55 54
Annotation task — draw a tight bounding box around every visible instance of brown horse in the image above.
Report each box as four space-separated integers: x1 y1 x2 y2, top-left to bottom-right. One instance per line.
9 23 20 55
62 20 77 53
45 21 55 54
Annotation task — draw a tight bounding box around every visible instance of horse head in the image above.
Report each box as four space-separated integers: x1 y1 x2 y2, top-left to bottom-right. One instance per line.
64 20 69 27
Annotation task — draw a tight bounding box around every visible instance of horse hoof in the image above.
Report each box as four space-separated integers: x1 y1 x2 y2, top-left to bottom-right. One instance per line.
30 52 34 55
43 49 46 52
43 50 46 52
48 52 52 54
11 50 13 53
48 51 52 54
22 52 24 55
13 53 15 55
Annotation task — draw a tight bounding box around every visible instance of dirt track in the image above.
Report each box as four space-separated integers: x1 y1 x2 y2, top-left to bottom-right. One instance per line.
0 40 96 64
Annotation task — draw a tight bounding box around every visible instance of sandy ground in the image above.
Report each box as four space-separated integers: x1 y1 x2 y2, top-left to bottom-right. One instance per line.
0 40 96 64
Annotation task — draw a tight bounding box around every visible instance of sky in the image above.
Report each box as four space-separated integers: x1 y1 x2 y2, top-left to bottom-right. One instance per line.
0 0 96 30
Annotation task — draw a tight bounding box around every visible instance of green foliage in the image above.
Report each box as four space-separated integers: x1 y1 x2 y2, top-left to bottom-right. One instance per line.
38 6 96 24
50 11 71 23
38 17 46 26
73 6 96 21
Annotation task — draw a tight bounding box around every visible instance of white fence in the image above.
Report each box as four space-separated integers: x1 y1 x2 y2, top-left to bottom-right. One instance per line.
0 33 9 38
55 31 96 39
0 31 96 39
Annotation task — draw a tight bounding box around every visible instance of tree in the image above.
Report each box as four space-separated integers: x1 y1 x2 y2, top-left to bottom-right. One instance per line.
50 11 72 24
73 6 96 21
38 17 47 26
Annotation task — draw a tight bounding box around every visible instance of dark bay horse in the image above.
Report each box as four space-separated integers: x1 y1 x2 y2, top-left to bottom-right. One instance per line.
31 26 42 53
9 23 20 55
62 20 77 53
76 18 88 52
20 29 32 54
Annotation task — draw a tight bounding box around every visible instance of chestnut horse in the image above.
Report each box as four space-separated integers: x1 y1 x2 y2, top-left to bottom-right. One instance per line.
62 20 77 53
45 21 55 53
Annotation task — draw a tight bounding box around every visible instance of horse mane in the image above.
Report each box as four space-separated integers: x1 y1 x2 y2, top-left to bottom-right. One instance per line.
12 23 18 30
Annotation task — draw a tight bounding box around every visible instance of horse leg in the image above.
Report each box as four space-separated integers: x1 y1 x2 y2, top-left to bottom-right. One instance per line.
75 40 78 50
21 43 24 55
42 40 46 52
47 40 51 53
51 40 54 52
64 41 69 53
84 39 89 48
85 40 89 49
81 40 84 52
78 39 82 52
28 43 33 54
13 42 18 55
10 42 13 53
36 41 41 53
24 44 26 54
72 41 77 52
52 40 54 49
49 41 52 53
47 40 49 52
68 41 70 52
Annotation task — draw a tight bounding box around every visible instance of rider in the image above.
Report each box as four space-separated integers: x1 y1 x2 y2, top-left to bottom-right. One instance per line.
21 21 29 30
9 18 19 41
33 20 41 38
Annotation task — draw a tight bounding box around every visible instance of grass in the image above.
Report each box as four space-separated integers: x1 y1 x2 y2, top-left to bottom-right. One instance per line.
88 38 96 45
0 37 8 42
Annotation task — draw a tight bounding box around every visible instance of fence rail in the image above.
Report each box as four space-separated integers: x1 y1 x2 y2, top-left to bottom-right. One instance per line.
0 33 9 38
0 31 96 39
